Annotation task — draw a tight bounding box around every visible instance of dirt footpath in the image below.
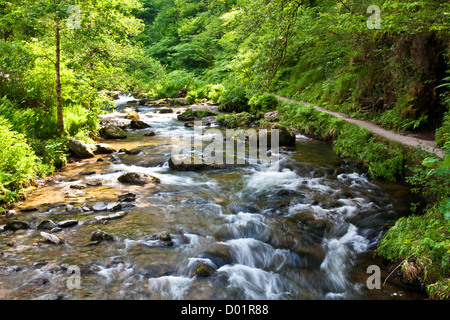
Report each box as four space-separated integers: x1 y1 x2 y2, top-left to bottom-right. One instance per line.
276 95 445 159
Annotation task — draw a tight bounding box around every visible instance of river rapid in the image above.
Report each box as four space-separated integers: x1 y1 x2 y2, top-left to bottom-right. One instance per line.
0 95 426 300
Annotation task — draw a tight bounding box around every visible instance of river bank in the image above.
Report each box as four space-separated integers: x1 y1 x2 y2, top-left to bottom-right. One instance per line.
0 96 431 300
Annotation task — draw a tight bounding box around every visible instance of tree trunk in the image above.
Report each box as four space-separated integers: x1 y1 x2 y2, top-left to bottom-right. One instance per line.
54 17 64 135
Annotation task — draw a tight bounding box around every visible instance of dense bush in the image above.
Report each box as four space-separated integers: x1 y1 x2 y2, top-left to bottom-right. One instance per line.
218 85 250 113
0 117 47 204
156 70 204 98
248 93 279 114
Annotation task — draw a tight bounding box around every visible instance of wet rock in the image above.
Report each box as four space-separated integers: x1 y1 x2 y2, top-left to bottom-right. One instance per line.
37 220 57 230
125 111 140 121
90 230 116 242
118 172 161 186
94 211 127 223
81 204 92 212
57 220 78 228
6 241 15 247
159 108 174 114
86 181 103 187
130 120 151 129
118 192 137 202
50 227 63 233
68 139 95 159
70 184 86 190
79 171 97 176
100 124 127 139
158 231 172 242
144 131 156 137
195 263 216 278
184 121 195 128
177 111 195 122
249 123 296 147
125 148 142 155
40 231 64 245
4 220 30 231
94 144 117 154
7 209 16 217
106 202 122 211
168 154 238 171
92 202 108 212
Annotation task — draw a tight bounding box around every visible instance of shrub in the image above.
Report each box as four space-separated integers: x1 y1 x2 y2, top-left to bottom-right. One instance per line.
248 93 279 114
0 117 43 204
206 84 225 104
64 103 99 142
156 70 203 98
186 91 199 104
218 85 250 113
376 199 450 299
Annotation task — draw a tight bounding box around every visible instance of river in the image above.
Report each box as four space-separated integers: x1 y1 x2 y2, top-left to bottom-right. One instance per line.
0 96 426 300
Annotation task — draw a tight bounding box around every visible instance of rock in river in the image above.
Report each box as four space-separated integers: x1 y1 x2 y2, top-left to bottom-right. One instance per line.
68 138 95 159
4 220 30 231
92 202 108 212
100 124 127 139
90 230 116 243
57 220 78 228
94 144 117 154
37 220 57 230
40 232 64 245
118 172 161 186
130 120 151 130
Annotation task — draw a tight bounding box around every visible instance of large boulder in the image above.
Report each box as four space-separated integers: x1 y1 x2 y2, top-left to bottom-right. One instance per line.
125 111 140 121
130 120 151 130
91 230 115 243
159 108 174 114
4 220 30 231
168 154 244 171
94 144 117 154
257 123 296 147
68 139 95 159
100 125 127 139
177 111 195 122
118 172 161 186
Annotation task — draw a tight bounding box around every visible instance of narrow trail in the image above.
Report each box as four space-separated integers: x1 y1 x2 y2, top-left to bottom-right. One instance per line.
275 95 445 159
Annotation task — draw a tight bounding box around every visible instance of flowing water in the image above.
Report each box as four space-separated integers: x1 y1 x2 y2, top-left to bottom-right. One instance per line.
0 96 426 300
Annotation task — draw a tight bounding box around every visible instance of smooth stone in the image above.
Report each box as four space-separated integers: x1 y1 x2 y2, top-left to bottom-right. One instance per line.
37 220 57 230
57 220 78 228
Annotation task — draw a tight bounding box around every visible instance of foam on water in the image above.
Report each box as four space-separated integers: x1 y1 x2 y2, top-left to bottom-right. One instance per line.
147 275 194 300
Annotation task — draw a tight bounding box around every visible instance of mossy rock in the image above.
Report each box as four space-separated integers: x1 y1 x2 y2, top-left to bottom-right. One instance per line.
126 111 140 121
100 125 127 139
195 263 216 278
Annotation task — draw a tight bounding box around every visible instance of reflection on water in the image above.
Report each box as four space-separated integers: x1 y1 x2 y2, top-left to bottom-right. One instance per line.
0 96 426 300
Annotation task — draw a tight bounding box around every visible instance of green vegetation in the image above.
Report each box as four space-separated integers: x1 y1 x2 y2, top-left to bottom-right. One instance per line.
0 0 449 299
279 101 406 181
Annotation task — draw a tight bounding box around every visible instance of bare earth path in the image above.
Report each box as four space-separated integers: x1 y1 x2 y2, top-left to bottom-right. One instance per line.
276 95 445 159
